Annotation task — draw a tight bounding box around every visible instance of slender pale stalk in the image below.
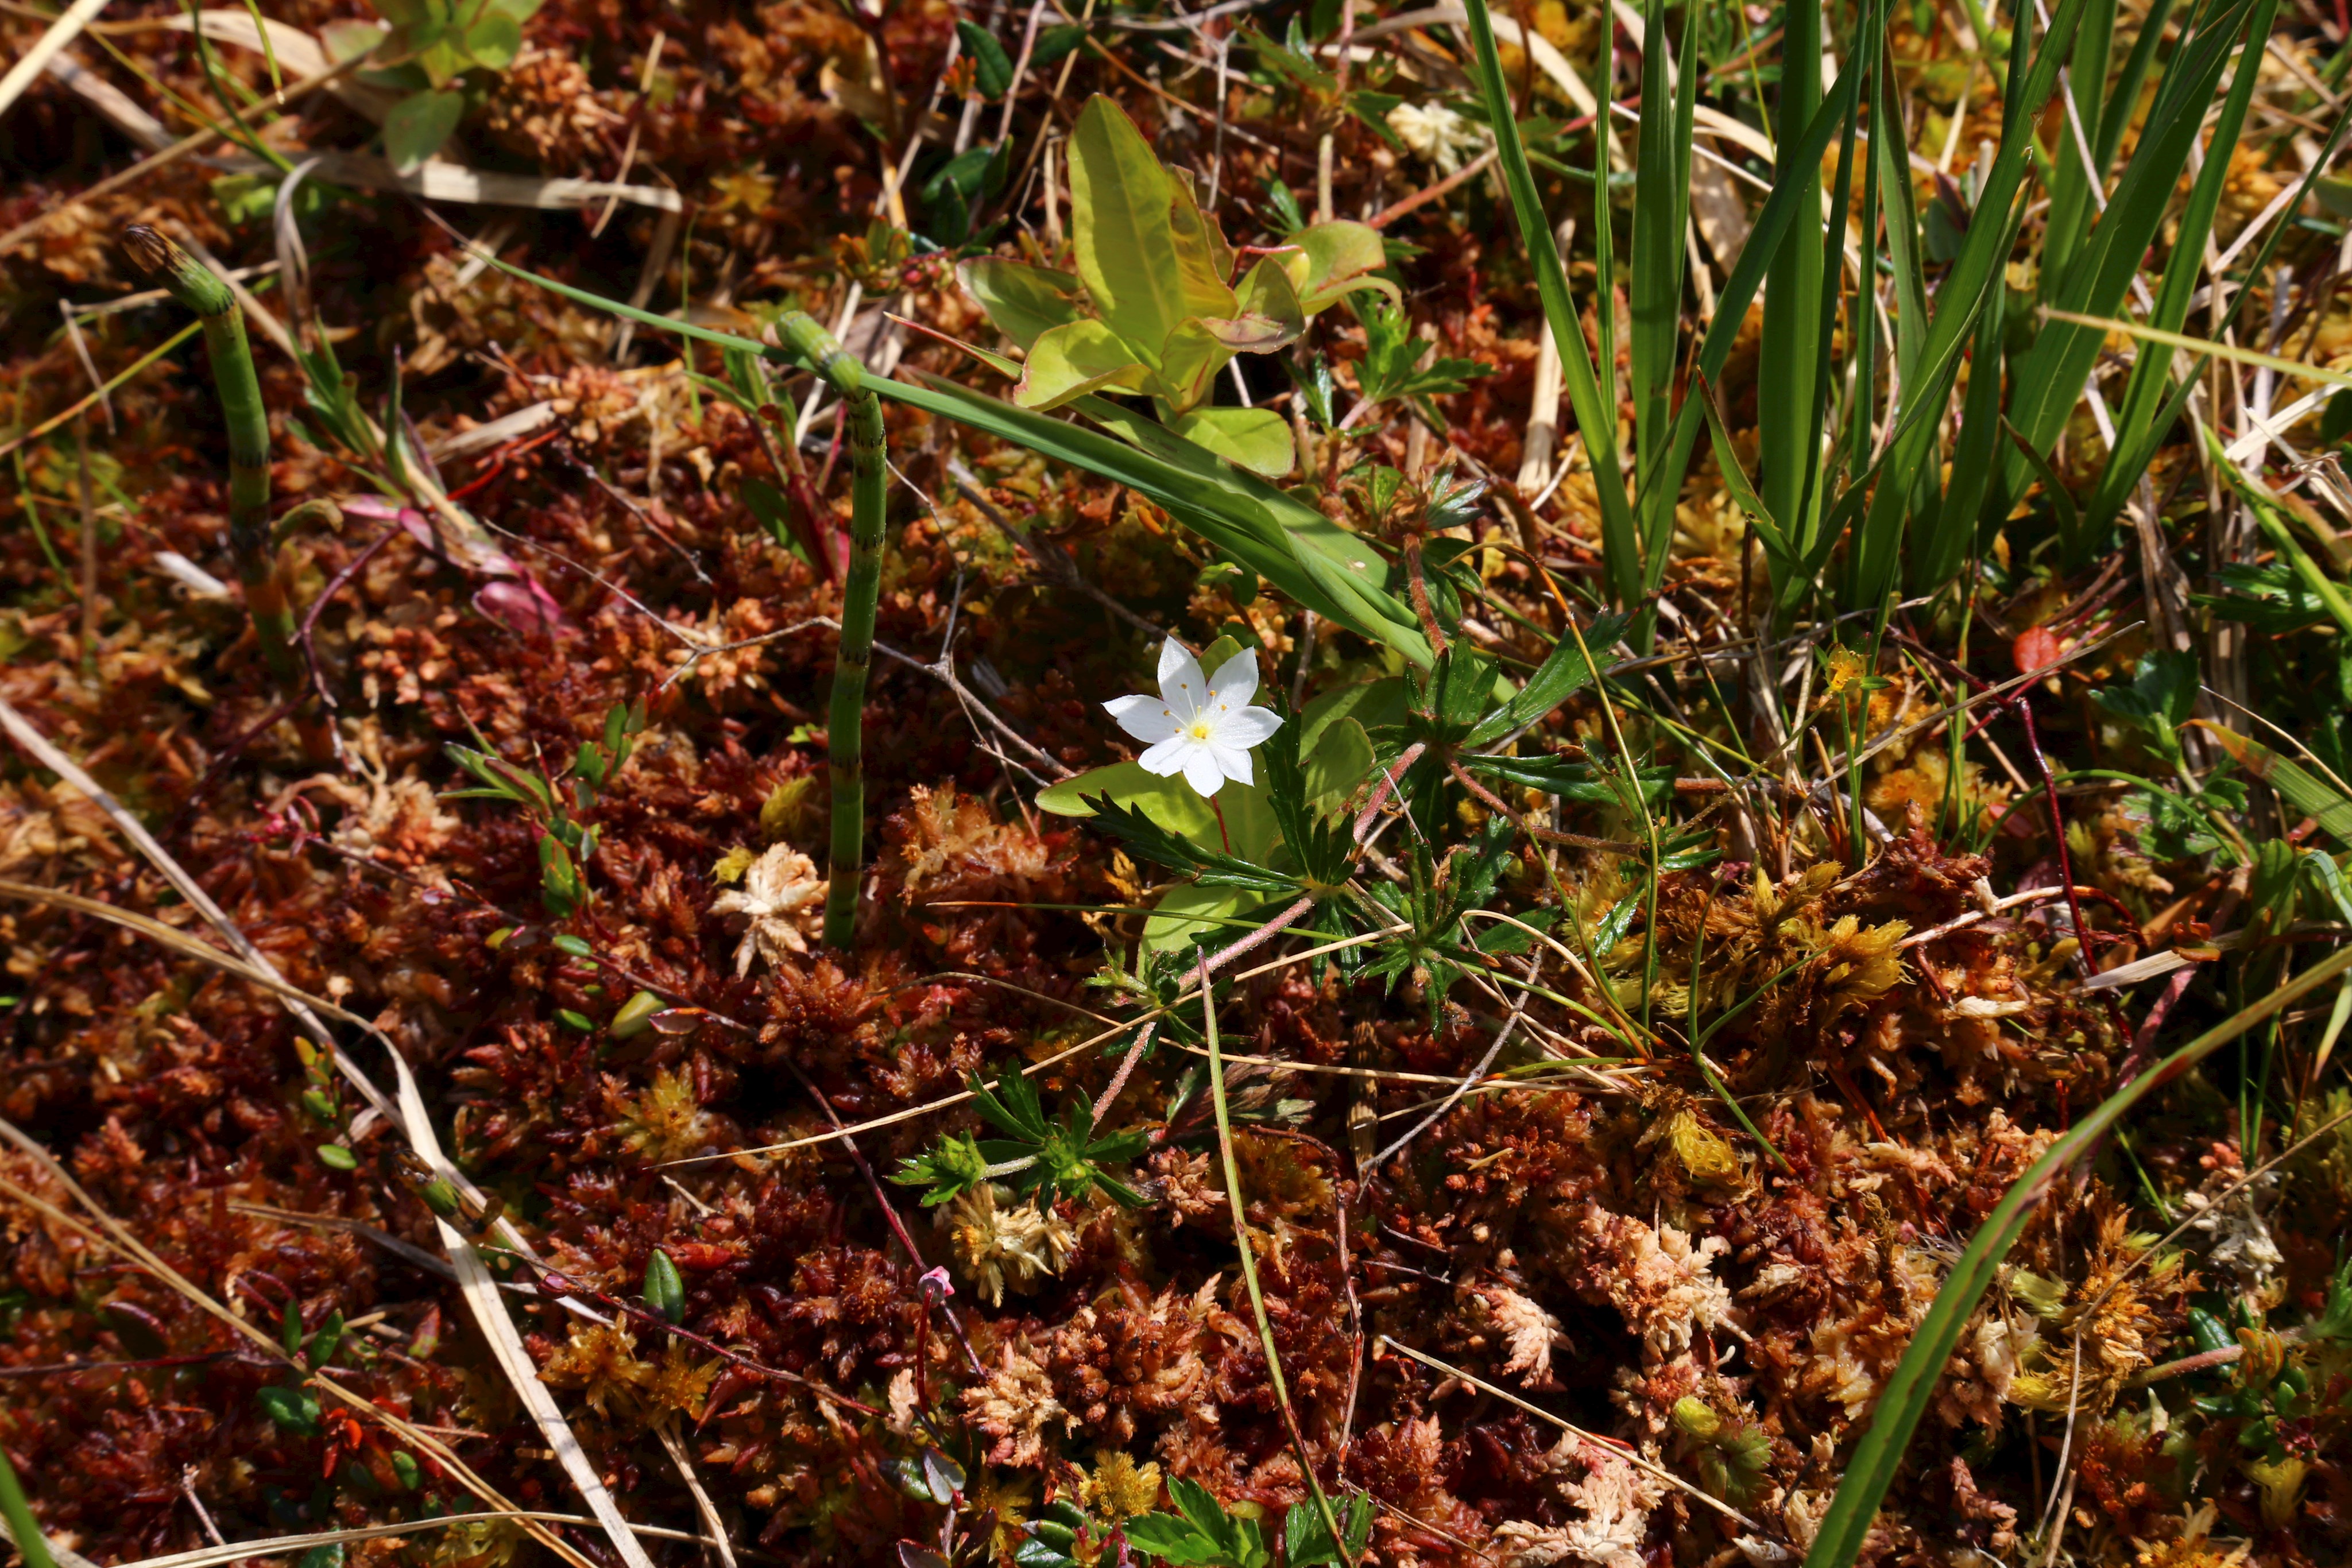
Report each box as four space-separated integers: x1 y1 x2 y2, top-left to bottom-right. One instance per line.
773 312 888 948
1200 949 1353 1567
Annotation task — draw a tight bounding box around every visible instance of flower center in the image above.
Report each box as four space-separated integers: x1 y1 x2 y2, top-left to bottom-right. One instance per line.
1187 720 1214 740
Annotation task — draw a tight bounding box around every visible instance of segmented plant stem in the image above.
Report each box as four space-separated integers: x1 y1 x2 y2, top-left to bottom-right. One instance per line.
121 227 299 684
775 312 887 949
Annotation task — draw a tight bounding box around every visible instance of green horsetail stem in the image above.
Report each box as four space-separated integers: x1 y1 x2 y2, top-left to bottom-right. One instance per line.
122 225 326 754
774 312 887 949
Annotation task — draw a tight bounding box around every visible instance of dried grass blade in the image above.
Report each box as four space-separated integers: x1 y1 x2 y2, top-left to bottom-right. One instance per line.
0 699 656 1568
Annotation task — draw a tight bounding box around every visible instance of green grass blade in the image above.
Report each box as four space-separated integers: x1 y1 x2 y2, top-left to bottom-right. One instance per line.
1916 265 2010 587
0 1450 58 1568
1628 0 1685 493
1456 0 1641 611
1630 0 1703 602
1758 0 1826 578
1994 0 2269 549
1842 0 2091 602
2036 0 2116 297
2084 25 2336 534
2095 0 2176 168
1800 941 2352 1568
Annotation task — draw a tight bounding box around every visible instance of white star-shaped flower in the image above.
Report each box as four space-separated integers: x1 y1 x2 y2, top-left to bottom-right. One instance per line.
1103 641 1283 799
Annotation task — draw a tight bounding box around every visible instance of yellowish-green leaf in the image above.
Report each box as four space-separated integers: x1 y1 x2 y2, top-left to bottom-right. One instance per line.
1166 407 1295 478
2191 723 2352 846
1146 881 1255 950
1282 221 1399 313
1071 95 1187 362
1167 168 1241 322
1015 319 1151 409
1234 256 1306 341
957 258 1085 354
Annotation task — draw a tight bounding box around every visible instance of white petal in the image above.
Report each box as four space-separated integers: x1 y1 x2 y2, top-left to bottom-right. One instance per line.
1137 736 1196 777
1181 746 1227 799
1206 648 1260 714
1212 704 1283 748
1105 692 1182 743
1158 640 1208 721
1206 741 1254 788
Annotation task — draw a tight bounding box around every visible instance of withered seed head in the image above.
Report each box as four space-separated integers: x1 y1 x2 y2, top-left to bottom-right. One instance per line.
119 222 176 277
119 223 234 317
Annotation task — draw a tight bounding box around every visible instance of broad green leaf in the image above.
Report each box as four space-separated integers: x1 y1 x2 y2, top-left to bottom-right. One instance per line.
1232 255 1305 340
1281 220 1399 313
1800 943 2352 1568
1166 168 1241 320
1070 95 1188 361
319 18 386 62
461 10 521 68
958 257 1086 353
1301 677 1406 756
1157 317 1285 412
384 88 464 173
1016 319 1151 409
1302 715 1376 811
1165 407 1295 478
1035 759 1278 862
1068 393 1429 663
1038 761 1218 837
1143 882 1256 952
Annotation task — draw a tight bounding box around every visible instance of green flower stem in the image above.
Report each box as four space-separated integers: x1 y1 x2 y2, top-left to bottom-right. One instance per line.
1200 950 1354 1567
121 225 328 758
773 312 888 949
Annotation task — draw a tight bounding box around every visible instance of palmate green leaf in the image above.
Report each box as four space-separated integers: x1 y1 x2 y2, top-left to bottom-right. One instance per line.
1800 942 2352 1568
455 245 1436 665
1466 609 1631 746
